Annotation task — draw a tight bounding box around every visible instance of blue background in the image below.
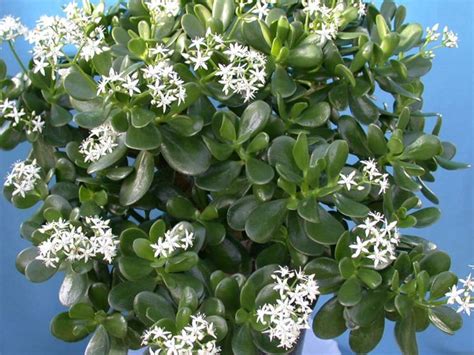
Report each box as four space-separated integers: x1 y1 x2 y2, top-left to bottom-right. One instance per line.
0 1 472 354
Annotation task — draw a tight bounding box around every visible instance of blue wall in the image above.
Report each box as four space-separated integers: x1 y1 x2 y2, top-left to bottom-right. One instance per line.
0 1 472 354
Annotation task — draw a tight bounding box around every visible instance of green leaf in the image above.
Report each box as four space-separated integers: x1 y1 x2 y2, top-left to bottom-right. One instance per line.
295 101 331 128
181 14 205 38
304 208 345 245
237 100 271 144
240 264 279 310
118 256 153 281
419 250 451 276
50 104 72 127
304 257 343 294
435 156 470 170
400 135 442 161
395 311 419 355
357 268 382 289
50 312 90 342
108 278 156 312
398 23 423 52
103 313 127 338
349 314 385 353
345 291 386 327
335 64 356 87
215 277 240 312
85 326 110 355
313 297 347 339
133 291 175 326
271 65 296 98
88 283 109 312
349 94 380 125
292 133 309 171
410 207 441 228
367 124 388 155
15 247 39 274
288 212 325 256
130 107 155 128
133 238 156 261
74 111 106 129
428 306 463 335
125 124 162 150
338 276 363 306
161 128 211 176
165 252 199 273
196 161 243 191
212 0 235 29
297 197 320 223
242 20 271 53
287 43 323 69
227 196 259 231
245 199 287 243
59 269 88 307
69 303 95 320
232 325 258 355
246 158 274 185
25 259 57 283
430 271 458 300
334 193 370 218
64 70 97 101
166 196 198 219
326 140 349 183
120 150 154 206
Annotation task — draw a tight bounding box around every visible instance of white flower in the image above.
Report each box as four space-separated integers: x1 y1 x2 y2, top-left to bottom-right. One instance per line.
4 159 41 198
142 313 219 354
446 285 464 305
0 15 27 42
150 223 194 258
426 23 441 43
338 171 358 190
182 30 225 71
142 62 187 112
456 295 473 316
215 42 267 102
349 236 370 258
122 72 141 96
256 267 320 349
144 0 181 21
360 159 390 195
351 212 400 269
36 216 118 268
460 274 474 292
79 122 119 163
442 26 459 48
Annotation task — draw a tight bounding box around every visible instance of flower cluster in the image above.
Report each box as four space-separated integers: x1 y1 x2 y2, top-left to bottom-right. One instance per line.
350 212 400 269
150 223 194 258
97 68 141 97
236 0 277 20
0 98 45 135
26 1 108 77
36 216 119 268
0 15 27 42
142 62 187 112
445 273 474 316
182 30 225 71
142 313 220 354
79 122 119 163
256 266 320 349
4 159 41 198
338 158 389 195
302 0 366 43
144 0 181 21
215 43 267 102
423 24 459 58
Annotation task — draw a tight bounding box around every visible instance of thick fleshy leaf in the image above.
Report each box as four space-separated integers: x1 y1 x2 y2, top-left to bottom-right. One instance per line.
125 124 162 150
428 306 463 335
64 70 97 101
246 158 274 185
245 199 287 243
50 312 90 342
313 297 347 339
237 100 271 144
196 161 243 191
120 150 155 206
304 208 345 245
85 326 110 355
108 278 156 312
161 128 211 175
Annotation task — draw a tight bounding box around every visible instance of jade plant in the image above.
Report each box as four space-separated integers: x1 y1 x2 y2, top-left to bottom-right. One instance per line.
0 0 471 354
